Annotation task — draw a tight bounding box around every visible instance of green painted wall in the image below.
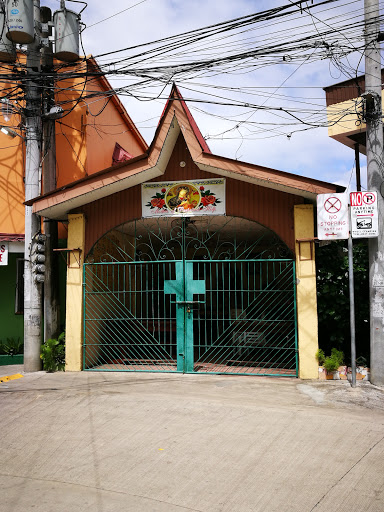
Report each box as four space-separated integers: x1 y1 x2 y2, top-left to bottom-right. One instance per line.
0 244 67 348
0 253 24 344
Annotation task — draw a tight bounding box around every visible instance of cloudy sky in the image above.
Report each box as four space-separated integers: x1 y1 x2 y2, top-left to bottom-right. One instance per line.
45 0 372 189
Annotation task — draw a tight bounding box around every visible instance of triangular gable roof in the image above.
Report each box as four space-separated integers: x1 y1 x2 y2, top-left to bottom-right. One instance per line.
29 84 343 220
86 56 148 153
157 83 211 154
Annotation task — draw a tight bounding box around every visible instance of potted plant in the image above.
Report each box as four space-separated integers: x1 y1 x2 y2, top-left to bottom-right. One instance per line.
323 348 344 380
0 337 24 365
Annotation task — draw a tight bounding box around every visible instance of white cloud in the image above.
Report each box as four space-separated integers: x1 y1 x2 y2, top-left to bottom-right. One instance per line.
45 0 368 186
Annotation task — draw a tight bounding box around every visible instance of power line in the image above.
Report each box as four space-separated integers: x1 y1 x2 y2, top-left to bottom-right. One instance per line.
84 0 150 30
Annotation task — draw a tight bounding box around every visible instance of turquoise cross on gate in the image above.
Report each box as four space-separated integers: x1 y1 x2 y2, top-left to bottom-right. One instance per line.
164 261 206 372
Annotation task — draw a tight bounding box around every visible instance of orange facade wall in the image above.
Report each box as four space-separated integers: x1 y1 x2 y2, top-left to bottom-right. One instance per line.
55 64 147 188
0 72 25 236
0 57 147 237
84 75 146 174
55 73 88 187
0 137 25 234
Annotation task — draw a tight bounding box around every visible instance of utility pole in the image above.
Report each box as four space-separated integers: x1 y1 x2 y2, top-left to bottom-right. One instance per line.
41 5 60 341
354 144 361 192
24 0 43 372
364 0 384 385
3 0 80 371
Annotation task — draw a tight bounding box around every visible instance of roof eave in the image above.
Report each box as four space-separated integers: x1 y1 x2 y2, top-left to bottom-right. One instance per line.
195 161 342 202
31 115 181 220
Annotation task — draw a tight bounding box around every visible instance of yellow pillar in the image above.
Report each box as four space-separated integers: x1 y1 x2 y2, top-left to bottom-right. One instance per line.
65 213 85 371
294 204 318 379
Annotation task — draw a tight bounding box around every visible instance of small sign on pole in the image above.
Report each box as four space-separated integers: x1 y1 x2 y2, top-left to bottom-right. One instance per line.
350 191 378 239
0 242 8 266
317 193 349 240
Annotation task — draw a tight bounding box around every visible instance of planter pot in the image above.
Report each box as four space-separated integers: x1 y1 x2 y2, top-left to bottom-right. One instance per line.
347 367 370 381
319 367 341 380
318 366 326 380
325 370 340 380
0 354 23 366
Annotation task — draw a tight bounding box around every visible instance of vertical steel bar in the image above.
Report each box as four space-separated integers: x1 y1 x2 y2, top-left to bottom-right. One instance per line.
241 260 244 313
293 261 299 377
234 261 238 318
203 263 207 364
222 262 225 358
83 264 87 370
158 262 161 351
214 262 217 353
348 236 357 387
169 262 172 356
128 263 131 313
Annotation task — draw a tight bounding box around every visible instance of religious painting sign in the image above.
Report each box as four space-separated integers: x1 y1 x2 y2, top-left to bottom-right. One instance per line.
142 178 226 218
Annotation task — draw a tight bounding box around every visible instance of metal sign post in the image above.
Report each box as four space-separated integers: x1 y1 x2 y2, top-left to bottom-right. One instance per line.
348 234 357 388
350 190 379 387
317 193 356 386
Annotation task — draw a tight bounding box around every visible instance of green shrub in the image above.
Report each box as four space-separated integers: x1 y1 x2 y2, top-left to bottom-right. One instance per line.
323 349 344 373
330 348 344 365
315 349 325 365
40 332 65 372
1 337 23 356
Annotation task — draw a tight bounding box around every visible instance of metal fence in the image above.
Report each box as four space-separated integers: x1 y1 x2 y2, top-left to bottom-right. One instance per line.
83 259 297 376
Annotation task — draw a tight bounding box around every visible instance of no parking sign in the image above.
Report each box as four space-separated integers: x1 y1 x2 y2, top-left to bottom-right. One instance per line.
350 191 378 239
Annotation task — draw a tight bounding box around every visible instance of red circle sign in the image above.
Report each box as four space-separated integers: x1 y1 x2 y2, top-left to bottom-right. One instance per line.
363 193 376 205
324 196 341 213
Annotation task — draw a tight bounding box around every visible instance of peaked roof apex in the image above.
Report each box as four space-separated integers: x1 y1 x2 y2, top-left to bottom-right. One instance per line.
158 83 211 154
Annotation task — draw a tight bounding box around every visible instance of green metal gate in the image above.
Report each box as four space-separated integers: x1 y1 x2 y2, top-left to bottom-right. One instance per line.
83 217 298 376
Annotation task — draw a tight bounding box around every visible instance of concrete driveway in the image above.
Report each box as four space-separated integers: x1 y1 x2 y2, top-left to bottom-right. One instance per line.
1 366 384 512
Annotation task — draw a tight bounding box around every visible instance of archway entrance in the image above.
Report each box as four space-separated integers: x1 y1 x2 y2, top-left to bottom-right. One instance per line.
83 217 298 376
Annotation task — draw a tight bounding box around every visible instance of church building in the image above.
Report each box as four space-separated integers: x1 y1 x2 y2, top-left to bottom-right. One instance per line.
30 84 342 379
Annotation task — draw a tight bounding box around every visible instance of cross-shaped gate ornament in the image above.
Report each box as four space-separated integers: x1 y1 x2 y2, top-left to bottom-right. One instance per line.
164 261 205 372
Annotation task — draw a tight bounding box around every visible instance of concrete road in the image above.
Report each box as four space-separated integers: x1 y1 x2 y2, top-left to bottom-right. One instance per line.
1 366 384 512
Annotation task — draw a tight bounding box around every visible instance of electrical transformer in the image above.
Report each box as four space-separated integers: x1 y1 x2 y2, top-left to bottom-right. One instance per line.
53 7 80 62
5 0 34 44
0 7 15 61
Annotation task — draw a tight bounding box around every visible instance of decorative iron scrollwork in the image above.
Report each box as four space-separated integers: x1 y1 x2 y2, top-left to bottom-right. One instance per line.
86 216 293 263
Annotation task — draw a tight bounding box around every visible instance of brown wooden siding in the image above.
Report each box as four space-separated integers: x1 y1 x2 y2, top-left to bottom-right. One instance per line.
80 134 305 256
324 71 384 106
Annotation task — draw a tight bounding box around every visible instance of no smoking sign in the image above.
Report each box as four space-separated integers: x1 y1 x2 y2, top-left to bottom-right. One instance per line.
317 193 349 240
